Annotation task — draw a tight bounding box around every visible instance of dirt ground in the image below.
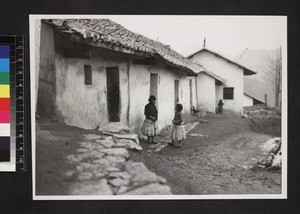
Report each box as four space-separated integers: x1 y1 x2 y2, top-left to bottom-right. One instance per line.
36 113 281 195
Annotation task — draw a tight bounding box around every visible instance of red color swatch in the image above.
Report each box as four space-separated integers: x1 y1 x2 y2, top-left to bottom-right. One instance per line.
0 98 10 110
0 110 10 123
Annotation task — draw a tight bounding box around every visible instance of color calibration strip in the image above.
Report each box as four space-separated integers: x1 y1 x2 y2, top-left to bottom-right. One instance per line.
0 45 10 166
0 35 26 171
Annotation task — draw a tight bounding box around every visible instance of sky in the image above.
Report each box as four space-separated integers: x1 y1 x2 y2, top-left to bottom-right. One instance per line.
94 15 287 59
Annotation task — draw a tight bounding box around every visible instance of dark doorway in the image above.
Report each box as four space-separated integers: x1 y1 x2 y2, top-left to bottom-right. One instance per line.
174 80 179 106
189 79 193 113
106 67 120 122
150 73 158 107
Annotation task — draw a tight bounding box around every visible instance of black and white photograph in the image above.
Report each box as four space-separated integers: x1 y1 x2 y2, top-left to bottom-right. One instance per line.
30 15 287 199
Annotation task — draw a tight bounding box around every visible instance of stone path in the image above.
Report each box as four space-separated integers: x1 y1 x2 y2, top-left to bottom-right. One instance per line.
65 133 171 195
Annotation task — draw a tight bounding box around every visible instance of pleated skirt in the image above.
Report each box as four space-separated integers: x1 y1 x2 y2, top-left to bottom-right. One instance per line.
141 119 158 137
170 124 186 142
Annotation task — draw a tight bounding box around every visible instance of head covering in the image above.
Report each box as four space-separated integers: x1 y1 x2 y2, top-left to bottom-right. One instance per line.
148 95 156 102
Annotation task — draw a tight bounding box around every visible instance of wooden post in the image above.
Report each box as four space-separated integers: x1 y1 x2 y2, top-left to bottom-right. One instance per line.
265 94 268 106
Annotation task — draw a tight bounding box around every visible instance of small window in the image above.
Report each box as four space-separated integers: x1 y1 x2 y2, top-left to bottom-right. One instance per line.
223 87 234 100
84 65 92 85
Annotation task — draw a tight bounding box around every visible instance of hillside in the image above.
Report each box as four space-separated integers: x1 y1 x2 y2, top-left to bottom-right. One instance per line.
236 49 279 107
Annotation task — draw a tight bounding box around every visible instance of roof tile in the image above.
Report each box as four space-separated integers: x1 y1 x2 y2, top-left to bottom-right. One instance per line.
44 19 206 75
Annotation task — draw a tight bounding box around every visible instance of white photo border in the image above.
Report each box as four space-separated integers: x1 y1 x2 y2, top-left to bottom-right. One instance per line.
30 14 287 200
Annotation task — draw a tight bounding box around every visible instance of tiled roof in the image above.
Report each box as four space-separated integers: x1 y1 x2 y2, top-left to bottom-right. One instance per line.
43 19 206 76
187 48 257 75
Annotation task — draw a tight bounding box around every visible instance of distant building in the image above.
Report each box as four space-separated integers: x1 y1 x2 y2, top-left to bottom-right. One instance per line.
236 49 279 107
243 93 264 107
34 19 207 135
187 46 256 114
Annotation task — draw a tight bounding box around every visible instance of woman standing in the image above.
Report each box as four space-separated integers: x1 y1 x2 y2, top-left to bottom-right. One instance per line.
141 95 158 144
218 99 224 114
169 103 186 148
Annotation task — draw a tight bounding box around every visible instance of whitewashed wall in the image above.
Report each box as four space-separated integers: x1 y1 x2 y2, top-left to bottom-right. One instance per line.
196 73 216 112
190 50 244 114
54 42 130 129
129 62 194 135
243 94 254 107
38 23 195 134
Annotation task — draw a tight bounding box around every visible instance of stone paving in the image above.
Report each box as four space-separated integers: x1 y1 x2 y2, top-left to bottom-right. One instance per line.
65 132 171 195
63 121 203 195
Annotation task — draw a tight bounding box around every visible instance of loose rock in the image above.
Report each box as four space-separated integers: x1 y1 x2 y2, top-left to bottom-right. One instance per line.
122 183 172 195
69 179 113 195
114 139 143 151
106 167 121 172
78 172 93 181
96 138 115 148
132 171 167 186
65 170 75 177
117 186 129 194
125 161 148 175
113 134 140 145
98 122 130 134
108 177 130 187
105 155 126 164
109 171 132 180
84 134 103 141
101 148 129 159
93 172 106 179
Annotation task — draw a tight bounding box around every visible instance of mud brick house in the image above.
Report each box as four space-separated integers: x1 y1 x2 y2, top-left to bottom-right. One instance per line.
34 19 216 134
187 47 256 114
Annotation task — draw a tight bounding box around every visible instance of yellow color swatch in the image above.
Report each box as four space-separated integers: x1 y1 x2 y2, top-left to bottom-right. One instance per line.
0 85 10 98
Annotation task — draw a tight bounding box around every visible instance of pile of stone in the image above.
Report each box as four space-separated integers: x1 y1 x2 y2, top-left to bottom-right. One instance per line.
65 124 171 195
245 108 280 119
258 137 282 168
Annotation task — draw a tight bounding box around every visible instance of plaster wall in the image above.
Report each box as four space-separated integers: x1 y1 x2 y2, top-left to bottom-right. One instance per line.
216 85 223 110
54 35 129 129
129 62 194 135
196 73 216 112
190 50 244 113
243 94 254 107
38 23 196 133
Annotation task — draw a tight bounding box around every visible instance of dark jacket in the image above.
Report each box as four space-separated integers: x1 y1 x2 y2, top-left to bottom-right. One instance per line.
144 103 158 121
